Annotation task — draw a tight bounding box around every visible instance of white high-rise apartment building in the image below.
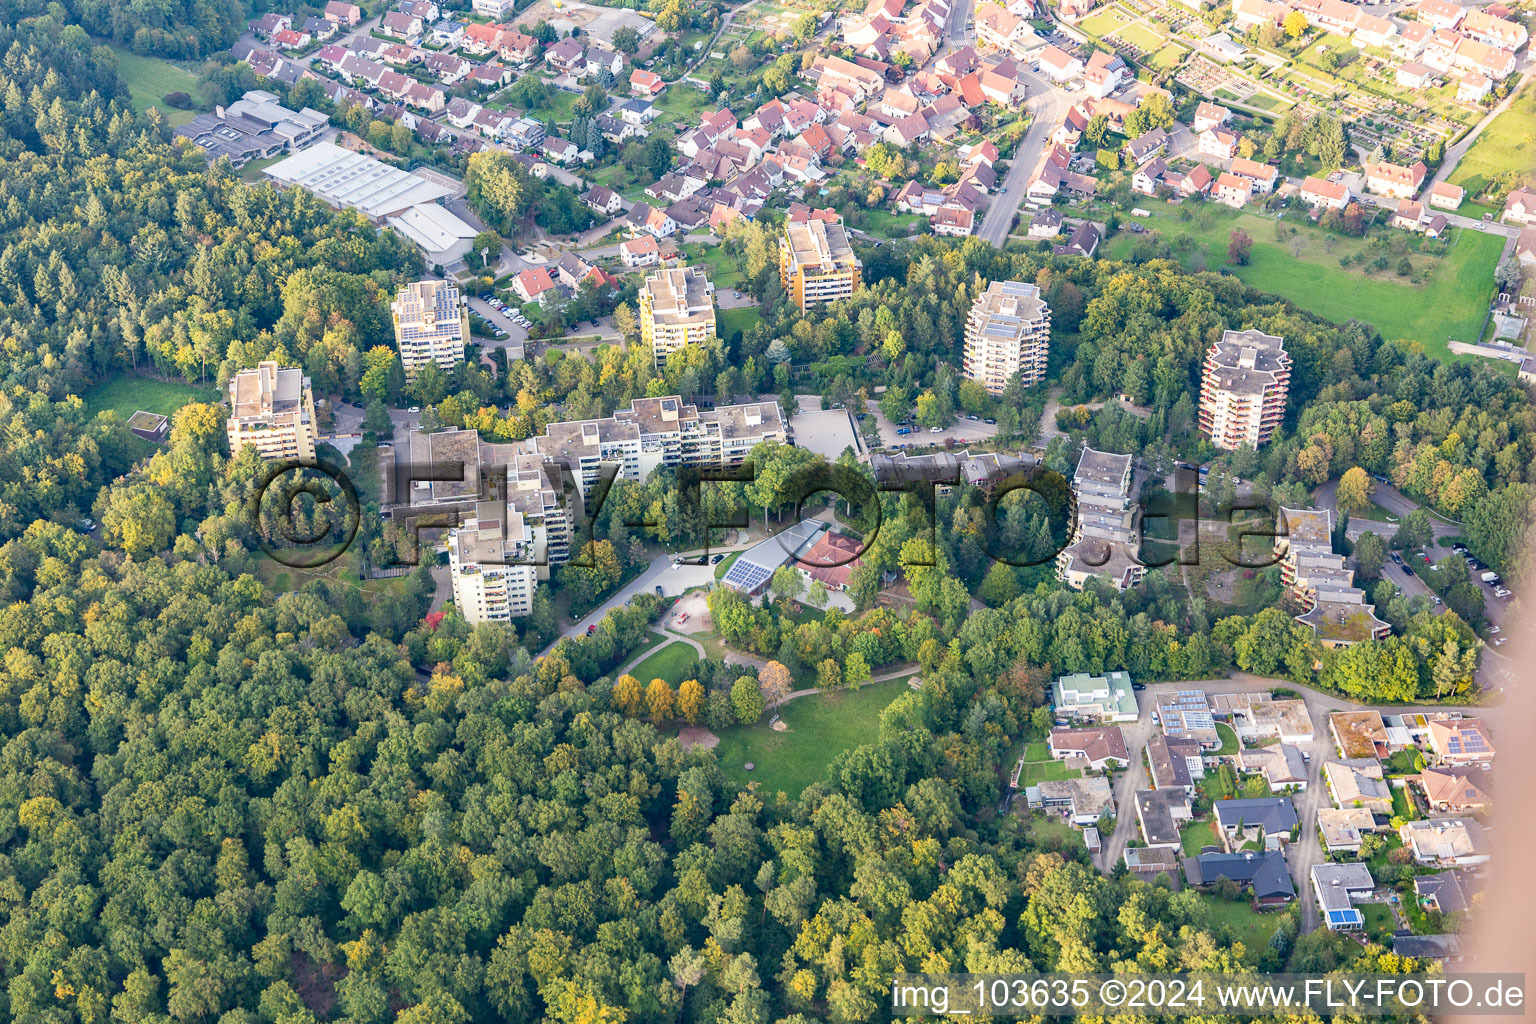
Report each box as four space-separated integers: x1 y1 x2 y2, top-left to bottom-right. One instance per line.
226 361 317 463
1199 328 1290 450
527 396 787 499
963 280 1051 394
1057 447 1144 592
448 500 540 623
391 279 469 379
640 266 717 366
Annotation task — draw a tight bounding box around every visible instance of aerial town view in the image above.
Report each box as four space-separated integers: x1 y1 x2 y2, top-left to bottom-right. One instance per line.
1 0 1534 1017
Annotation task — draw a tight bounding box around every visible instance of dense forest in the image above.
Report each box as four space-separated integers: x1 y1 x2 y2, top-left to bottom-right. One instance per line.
0 11 1517 1023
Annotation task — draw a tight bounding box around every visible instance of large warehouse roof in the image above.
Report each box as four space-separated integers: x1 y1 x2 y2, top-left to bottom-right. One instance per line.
264 141 454 221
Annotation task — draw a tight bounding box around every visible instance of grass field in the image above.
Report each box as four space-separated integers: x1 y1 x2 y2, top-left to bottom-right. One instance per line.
1361 902 1396 944
1181 819 1222 856
626 640 701 685
1148 44 1187 70
1113 21 1167 52
108 45 203 127
82 374 218 423
712 675 914 797
1214 722 1240 756
1104 204 1502 358
1197 893 1283 959
718 305 766 341
1448 80 1536 199
681 243 746 288
1019 759 1081 785
1080 6 1133 35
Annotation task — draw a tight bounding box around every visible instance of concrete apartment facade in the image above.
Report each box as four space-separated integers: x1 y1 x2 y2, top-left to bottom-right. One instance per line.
963 280 1051 394
779 216 861 312
391 279 470 378
226 361 317 463
448 500 540 623
1276 506 1391 646
1057 446 1143 591
1198 328 1291 450
640 266 717 367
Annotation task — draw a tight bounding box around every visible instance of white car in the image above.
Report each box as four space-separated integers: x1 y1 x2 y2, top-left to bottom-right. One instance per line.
1489 625 1501 634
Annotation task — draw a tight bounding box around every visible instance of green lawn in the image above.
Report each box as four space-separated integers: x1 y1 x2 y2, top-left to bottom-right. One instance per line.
712 676 916 797
1148 44 1187 71
852 207 926 240
1020 759 1081 785
81 374 218 423
718 305 765 341
626 640 700 686
656 83 714 121
1361 902 1396 944
1080 6 1133 35
1181 819 1222 856
713 550 742 579
1448 80 1536 199
107 44 204 127
1113 21 1167 51
1105 205 1502 358
1197 894 1283 960
1214 722 1240 756
1023 741 1051 762
680 243 746 288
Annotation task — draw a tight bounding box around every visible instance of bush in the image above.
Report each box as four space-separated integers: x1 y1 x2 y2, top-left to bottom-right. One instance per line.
163 91 195 109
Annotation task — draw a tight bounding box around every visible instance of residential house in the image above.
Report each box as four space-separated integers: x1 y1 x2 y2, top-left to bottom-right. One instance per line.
1415 0 1465 31
1352 12 1397 48
1213 694 1314 743
631 203 678 239
273 29 311 50
584 45 623 78
324 2 363 26
1460 8 1527 50
1330 711 1389 759
1048 726 1131 771
1237 745 1308 792
472 0 518 12
1318 807 1379 855
630 69 665 96
1193 100 1230 132
1414 870 1478 916
1232 0 1287 31
1123 846 1182 878
1323 758 1393 813
1146 734 1204 792
1156 690 1219 747
250 13 293 40
1051 670 1138 722
553 253 593 289
1132 157 1173 196
379 11 423 42
1396 21 1433 57
1229 156 1278 192
1313 863 1375 930
1134 789 1193 849
1213 797 1299 850
1054 221 1101 257
398 0 439 20
1083 50 1126 98
431 20 465 48
1027 208 1064 237
1186 851 1297 903
544 37 587 74
1426 718 1495 765
1399 818 1490 866
1364 159 1428 198
620 234 661 267
1214 171 1253 208
302 17 338 41
580 186 623 216
1415 765 1492 813
1123 126 1168 164
1037 44 1084 82
498 31 540 66
1393 934 1465 964
1397 61 1435 89
1179 163 1214 197
1427 181 1465 209
1030 776 1116 826
1457 72 1491 103
1501 188 1536 225
467 65 513 90
512 267 559 305
541 138 579 164
621 98 657 125
1198 125 1240 159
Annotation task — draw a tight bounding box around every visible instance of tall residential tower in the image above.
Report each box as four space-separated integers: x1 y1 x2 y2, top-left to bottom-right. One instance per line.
1198 329 1290 450
963 280 1051 394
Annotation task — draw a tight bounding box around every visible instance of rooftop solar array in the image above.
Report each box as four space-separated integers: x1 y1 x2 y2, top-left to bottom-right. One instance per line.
722 559 773 592
1327 909 1362 926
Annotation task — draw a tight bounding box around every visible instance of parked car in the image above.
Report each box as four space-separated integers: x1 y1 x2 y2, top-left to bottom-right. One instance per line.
1493 637 1507 646
895 426 910 435
966 413 980 421
929 426 942 433
710 553 724 564
75 518 95 533
1430 595 1442 605
1488 625 1501 634
654 585 664 596
586 624 596 635
1403 565 1414 576
983 417 996 425
1131 682 1146 691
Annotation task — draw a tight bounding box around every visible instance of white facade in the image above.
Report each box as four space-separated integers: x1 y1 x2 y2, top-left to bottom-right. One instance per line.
963 280 1051 394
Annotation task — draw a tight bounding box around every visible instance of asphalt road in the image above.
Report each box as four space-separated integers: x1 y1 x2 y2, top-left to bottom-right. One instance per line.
976 76 1073 246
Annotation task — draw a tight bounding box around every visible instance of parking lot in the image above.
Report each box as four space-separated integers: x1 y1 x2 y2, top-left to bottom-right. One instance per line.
865 406 1001 450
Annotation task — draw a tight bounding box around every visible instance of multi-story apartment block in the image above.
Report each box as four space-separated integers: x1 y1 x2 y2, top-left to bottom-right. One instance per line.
779 215 861 312
640 267 717 366
1275 506 1390 647
226 361 317 463
390 279 469 378
1198 328 1291 450
963 280 1051 394
1057 447 1144 591
448 500 541 623
528 396 787 499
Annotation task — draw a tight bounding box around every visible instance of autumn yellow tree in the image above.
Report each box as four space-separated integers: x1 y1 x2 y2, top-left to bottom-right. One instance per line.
1337 466 1376 517
612 674 642 716
677 679 704 725
759 661 793 706
646 679 675 724
1283 10 1307 38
